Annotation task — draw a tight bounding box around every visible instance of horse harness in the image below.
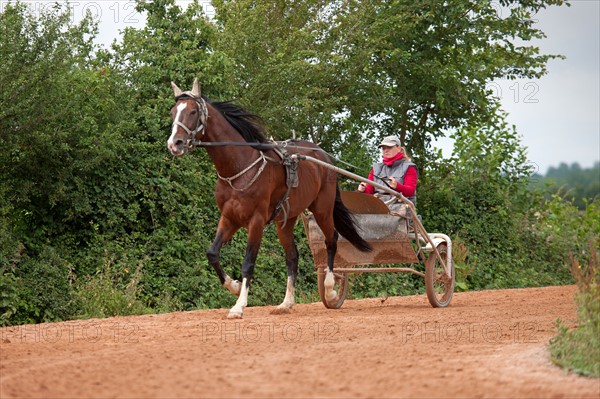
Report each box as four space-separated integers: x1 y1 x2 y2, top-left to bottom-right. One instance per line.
214 140 299 227
172 94 299 227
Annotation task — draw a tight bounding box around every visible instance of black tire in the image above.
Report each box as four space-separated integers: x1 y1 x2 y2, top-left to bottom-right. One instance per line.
425 243 455 308
317 268 349 309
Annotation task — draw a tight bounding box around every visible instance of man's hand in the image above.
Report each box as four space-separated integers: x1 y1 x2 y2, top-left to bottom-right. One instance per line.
358 182 367 192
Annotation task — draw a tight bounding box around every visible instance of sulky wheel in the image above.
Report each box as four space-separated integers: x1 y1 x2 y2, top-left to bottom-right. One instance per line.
425 243 455 308
317 268 349 309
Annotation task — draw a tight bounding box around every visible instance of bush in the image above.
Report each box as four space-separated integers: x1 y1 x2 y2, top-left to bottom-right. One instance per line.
74 250 149 319
550 240 599 377
5 246 77 324
0 0 589 326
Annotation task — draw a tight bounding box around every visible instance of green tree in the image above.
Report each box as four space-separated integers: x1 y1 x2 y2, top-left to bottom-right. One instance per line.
212 0 358 152
538 162 600 209
333 0 568 162
0 1 239 323
0 3 108 323
111 0 238 116
419 110 573 289
0 3 98 241
213 0 567 167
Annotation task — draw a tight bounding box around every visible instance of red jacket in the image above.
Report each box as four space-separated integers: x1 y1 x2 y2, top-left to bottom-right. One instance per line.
364 152 418 197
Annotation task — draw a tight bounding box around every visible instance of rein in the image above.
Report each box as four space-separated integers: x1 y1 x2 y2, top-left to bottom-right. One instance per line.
197 141 359 171
171 95 359 219
172 94 357 171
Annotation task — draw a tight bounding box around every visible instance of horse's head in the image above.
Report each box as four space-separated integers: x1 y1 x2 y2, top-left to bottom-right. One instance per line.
167 79 208 156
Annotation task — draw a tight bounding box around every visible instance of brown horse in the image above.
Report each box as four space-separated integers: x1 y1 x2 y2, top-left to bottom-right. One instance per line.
167 79 371 318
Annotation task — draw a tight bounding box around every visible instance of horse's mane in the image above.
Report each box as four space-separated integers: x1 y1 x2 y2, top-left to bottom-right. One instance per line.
205 96 269 144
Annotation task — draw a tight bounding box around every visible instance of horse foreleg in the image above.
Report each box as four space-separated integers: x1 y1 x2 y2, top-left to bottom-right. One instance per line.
207 221 241 296
227 220 264 319
272 217 299 315
227 276 250 319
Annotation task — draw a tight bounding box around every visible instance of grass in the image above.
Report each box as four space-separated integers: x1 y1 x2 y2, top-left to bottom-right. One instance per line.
74 255 150 319
549 242 599 378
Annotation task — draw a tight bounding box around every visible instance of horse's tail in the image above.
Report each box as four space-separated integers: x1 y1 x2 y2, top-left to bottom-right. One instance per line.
333 185 373 252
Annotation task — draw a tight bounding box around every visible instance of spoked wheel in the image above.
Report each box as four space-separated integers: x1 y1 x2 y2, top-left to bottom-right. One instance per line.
317 268 349 309
425 243 455 308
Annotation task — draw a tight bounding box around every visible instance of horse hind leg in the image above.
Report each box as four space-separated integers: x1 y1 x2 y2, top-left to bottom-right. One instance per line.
311 208 339 304
323 230 339 302
272 216 299 315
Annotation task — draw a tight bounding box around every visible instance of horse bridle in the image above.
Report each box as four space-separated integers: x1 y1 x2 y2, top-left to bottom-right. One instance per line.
172 94 273 193
173 95 209 149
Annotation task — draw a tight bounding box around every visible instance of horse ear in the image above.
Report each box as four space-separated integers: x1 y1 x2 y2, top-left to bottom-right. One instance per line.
171 82 183 98
191 78 201 98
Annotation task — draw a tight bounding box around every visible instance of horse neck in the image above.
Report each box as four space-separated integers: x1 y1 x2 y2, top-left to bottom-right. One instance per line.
203 103 263 178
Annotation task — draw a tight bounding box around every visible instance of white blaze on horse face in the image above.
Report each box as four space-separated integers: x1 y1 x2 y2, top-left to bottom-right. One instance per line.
168 102 188 155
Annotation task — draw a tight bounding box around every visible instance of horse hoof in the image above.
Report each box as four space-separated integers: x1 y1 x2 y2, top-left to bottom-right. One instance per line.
271 306 292 315
324 273 335 290
224 277 242 296
326 290 337 302
227 310 243 319
230 280 241 296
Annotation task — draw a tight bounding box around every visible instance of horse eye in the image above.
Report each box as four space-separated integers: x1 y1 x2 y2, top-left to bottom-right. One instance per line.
190 110 197 115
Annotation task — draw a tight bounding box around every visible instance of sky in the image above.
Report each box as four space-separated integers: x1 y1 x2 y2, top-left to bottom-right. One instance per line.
435 1 600 174
516 0 599 174
4 0 596 175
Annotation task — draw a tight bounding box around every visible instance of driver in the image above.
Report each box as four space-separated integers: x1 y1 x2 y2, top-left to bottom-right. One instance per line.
357 135 418 215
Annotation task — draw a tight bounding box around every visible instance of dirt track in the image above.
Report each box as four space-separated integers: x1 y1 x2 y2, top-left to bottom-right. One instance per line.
1 285 598 398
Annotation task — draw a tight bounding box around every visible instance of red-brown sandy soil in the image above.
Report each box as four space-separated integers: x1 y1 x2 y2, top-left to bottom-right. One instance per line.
1 285 598 398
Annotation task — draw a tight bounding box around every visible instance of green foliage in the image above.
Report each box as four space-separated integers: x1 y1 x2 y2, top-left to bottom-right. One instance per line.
550 237 599 377
531 162 600 210
0 1 233 323
214 0 567 162
74 250 150 318
111 0 238 115
0 270 21 325
451 235 476 292
349 271 424 300
2 246 77 325
212 0 356 159
0 0 587 327
420 110 576 290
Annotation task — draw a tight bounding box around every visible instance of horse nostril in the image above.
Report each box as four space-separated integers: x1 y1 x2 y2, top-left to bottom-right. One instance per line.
175 139 185 148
